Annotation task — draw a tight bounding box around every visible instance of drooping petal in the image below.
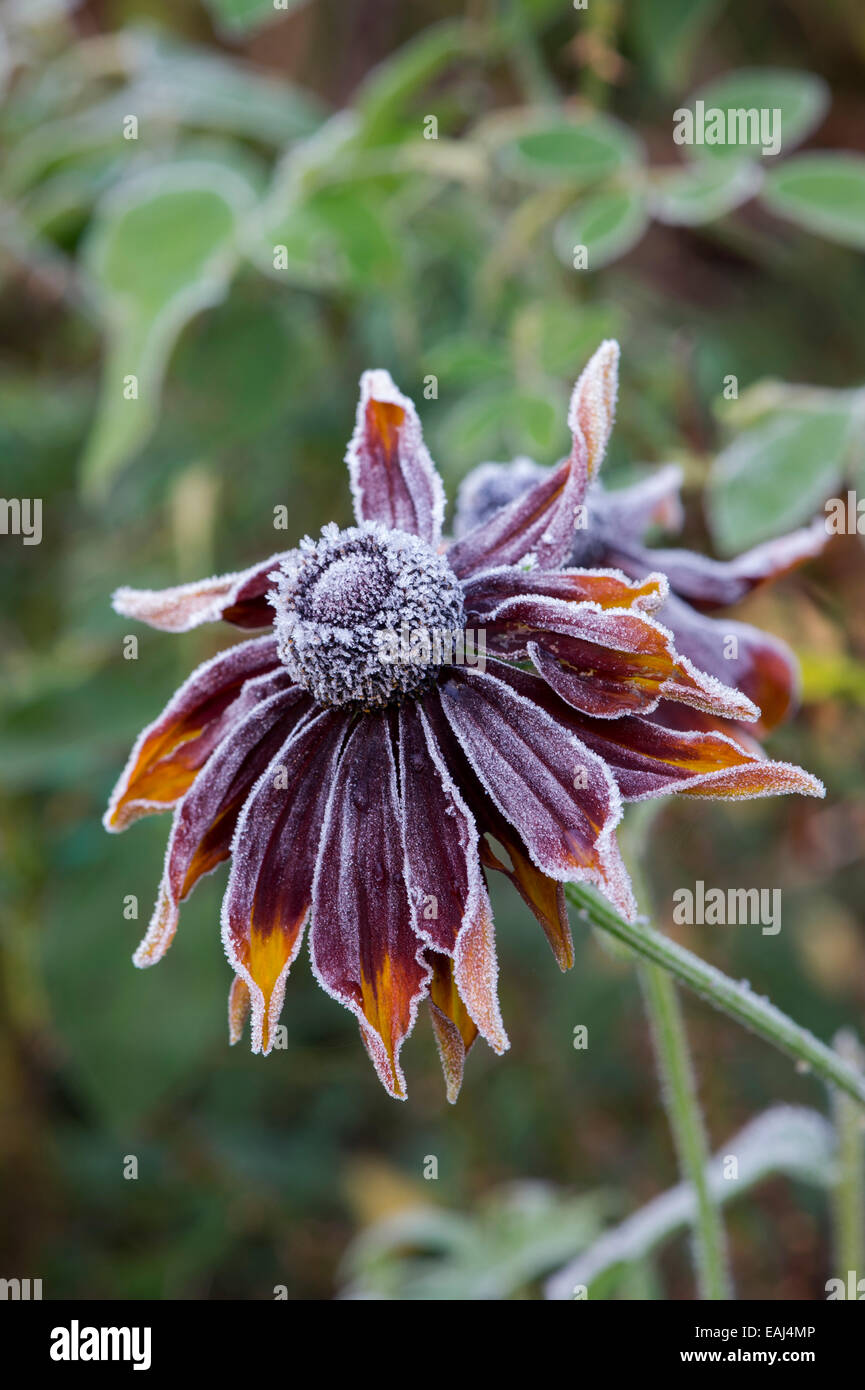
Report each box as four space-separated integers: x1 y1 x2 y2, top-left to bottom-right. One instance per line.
346 369 445 544
427 949 479 1105
481 594 760 722
608 517 829 610
490 660 824 803
420 694 573 970
462 565 667 619
111 555 286 633
447 440 589 581
310 715 431 1099
104 636 288 831
132 683 312 967
568 339 619 480
435 666 636 921
228 975 250 1045
399 701 508 1054
221 708 349 1054
657 593 800 734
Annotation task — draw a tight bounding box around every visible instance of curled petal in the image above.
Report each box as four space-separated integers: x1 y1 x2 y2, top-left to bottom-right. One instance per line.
310 715 431 1099
112 555 285 633
132 683 311 967
448 445 589 580
491 660 824 802
436 666 636 921
568 339 619 479
228 975 251 1046
658 593 800 734
610 517 829 611
104 637 287 831
462 565 667 620
398 702 508 1054
221 709 348 1054
482 595 760 722
346 369 445 544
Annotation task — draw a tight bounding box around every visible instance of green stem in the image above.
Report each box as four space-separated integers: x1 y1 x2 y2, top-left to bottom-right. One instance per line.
831 1030 865 1282
640 963 732 1299
564 883 865 1108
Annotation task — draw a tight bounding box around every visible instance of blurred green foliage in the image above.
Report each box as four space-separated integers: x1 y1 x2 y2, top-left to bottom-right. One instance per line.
1 0 864 1301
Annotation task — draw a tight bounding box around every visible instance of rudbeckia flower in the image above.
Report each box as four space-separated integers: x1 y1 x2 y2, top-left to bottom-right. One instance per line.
454 344 829 740
105 343 823 1101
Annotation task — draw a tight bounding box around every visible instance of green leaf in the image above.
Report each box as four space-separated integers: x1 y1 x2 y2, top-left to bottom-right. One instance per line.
2 44 324 195
356 21 474 145
761 153 865 250
81 162 255 498
547 1107 834 1300
684 67 828 163
649 160 763 226
495 113 642 187
202 0 310 36
554 186 649 270
510 301 620 377
707 402 855 554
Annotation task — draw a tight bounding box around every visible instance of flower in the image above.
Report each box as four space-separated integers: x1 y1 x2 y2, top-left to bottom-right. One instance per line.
105 345 823 1101
454 344 830 741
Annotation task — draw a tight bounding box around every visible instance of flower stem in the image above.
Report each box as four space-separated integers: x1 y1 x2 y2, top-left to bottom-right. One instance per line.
564 884 865 1109
639 963 732 1299
831 1030 865 1283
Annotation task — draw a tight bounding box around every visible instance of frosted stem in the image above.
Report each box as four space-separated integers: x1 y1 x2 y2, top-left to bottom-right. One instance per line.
564 884 865 1108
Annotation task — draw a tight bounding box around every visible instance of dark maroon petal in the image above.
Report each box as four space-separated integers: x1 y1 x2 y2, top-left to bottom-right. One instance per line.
656 593 800 734
486 658 823 802
435 666 635 920
462 565 666 620
448 448 589 581
420 696 574 971
112 554 287 633
133 682 312 968
608 517 828 611
104 636 286 830
481 594 759 721
309 714 431 1099
565 709 823 802
221 709 349 1053
398 701 507 1053
346 370 445 543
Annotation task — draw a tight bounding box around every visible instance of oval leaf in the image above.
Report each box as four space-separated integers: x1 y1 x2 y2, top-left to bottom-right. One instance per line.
684 67 828 163
554 186 649 270
761 152 865 250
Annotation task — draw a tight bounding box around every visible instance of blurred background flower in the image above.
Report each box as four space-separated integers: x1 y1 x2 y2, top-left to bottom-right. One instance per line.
1 0 864 1300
